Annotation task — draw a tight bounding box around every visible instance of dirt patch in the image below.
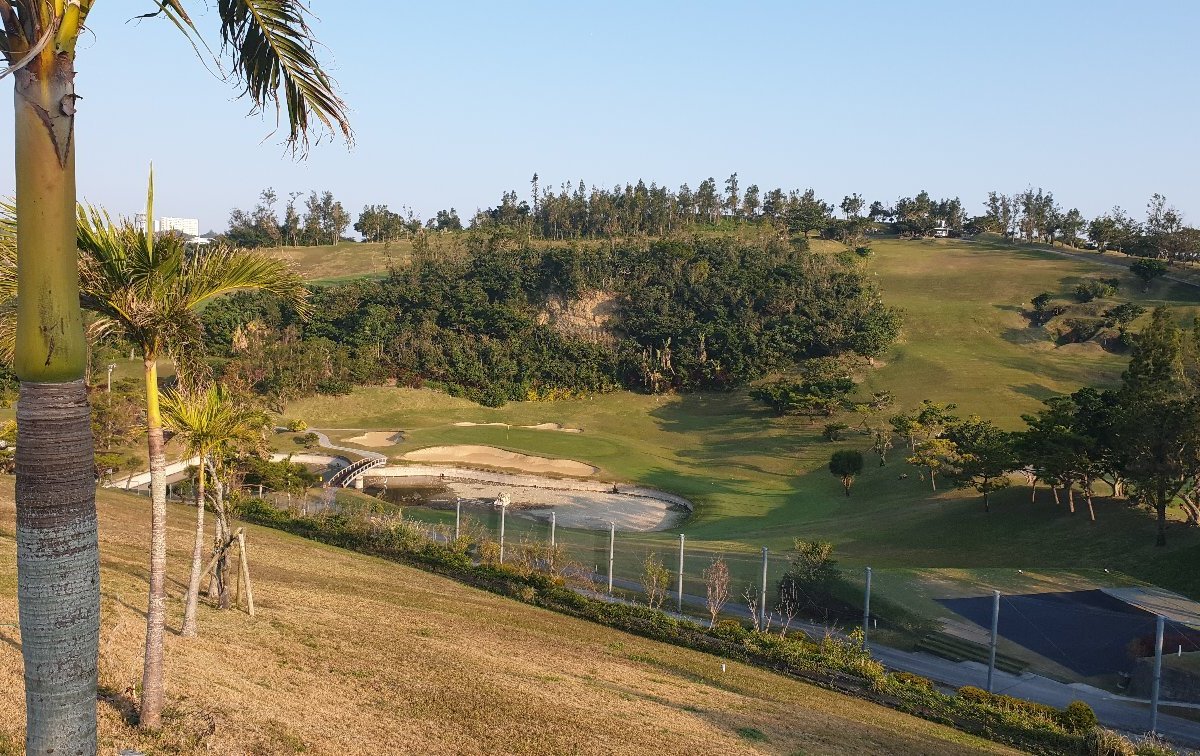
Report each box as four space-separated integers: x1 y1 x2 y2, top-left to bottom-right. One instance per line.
537 291 619 345
344 431 405 447
402 445 597 477
454 421 582 433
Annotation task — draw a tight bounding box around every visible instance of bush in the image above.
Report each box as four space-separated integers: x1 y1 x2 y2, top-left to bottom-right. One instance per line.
1075 279 1118 303
285 419 307 432
1061 700 1099 732
890 670 935 692
822 422 849 441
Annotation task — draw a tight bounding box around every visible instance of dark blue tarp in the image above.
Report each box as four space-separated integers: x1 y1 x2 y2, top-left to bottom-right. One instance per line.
938 590 1200 677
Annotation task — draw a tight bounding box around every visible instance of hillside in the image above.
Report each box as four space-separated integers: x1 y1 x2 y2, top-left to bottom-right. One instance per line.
0 485 1009 755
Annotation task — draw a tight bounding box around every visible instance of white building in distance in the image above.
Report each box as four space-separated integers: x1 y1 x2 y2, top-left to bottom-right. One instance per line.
134 214 200 238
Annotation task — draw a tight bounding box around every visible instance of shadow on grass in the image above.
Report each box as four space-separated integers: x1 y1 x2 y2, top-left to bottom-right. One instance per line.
99 683 140 727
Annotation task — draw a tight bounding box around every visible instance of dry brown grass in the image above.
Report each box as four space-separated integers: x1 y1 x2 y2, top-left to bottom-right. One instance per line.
0 484 1014 754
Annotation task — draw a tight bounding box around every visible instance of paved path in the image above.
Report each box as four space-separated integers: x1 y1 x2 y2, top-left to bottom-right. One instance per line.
304 429 388 462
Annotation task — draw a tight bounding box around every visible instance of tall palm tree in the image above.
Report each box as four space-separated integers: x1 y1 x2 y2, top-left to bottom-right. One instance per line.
0 2 348 749
161 383 265 637
77 187 310 729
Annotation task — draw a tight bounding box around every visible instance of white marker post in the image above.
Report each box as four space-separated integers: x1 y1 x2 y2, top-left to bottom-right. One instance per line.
454 497 461 541
550 511 556 547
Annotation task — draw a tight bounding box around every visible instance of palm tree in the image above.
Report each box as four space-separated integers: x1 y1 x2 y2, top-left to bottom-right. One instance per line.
0 2 348 749
77 187 310 729
161 383 265 637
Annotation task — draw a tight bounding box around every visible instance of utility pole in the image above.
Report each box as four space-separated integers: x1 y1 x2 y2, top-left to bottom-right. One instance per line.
1151 615 1165 735
863 567 872 651
987 590 1000 693
607 522 615 594
759 547 769 629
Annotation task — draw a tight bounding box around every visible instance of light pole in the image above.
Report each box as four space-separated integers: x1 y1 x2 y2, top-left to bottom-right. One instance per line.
106 363 116 393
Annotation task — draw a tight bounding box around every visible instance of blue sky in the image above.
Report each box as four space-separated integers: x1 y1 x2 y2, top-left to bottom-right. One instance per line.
0 1 1196 233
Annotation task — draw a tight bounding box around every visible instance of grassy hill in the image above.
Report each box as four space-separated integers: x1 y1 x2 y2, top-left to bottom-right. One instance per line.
0 485 1009 755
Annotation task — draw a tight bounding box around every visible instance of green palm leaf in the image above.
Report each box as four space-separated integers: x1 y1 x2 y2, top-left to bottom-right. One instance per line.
156 0 352 154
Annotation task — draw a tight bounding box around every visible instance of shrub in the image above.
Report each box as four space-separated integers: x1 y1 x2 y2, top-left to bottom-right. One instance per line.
822 422 850 441
285 419 307 432
1060 700 1098 732
890 670 935 692
1083 728 1136 755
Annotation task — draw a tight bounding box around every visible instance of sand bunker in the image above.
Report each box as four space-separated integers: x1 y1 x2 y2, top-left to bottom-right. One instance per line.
344 431 405 447
403 445 596 477
453 421 582 433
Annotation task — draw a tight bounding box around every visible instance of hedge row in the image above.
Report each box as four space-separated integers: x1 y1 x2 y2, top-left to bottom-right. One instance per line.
237 502 1171 755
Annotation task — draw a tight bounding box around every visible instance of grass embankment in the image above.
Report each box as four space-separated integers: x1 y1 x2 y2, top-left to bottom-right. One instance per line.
280 237 1200 652
0 484 1008 755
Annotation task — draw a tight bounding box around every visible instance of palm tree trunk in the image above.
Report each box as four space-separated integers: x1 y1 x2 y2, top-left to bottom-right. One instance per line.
141 355 168 729
17 383 99 754
13 52 99 753
181 453 206 637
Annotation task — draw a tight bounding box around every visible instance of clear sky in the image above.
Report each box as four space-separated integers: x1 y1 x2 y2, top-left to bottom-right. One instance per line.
0 1 1196 233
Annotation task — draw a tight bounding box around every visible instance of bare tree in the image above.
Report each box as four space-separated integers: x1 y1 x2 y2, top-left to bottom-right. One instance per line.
776 582 800 637
743 586 761 632
641 553 671 610
703 557 730 628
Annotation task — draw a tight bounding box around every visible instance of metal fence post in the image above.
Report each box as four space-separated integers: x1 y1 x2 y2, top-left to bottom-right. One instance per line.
863 566 872 651
454 497 461 541
1151 615 1165 735
987 590 1000 693
550 511 556 547
760 547 769 629
499 504 506 564
607 522 615 594
677 533 685 612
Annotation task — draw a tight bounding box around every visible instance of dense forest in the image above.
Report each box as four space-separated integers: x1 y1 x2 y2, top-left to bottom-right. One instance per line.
201 236 900 407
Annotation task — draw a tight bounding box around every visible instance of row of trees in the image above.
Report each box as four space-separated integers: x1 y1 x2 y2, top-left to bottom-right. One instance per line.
225 191 467 248
821 309 1200 547
465 176 1197 257
224 188 352 248
981 188 1199 261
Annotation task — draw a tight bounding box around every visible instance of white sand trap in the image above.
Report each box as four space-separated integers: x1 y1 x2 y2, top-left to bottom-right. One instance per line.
344 431 405 447
454 421 583 433
403 445 597 477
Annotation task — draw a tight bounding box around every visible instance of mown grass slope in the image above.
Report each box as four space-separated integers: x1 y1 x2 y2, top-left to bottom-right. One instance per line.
280 237 1200 603
0 485 1010 755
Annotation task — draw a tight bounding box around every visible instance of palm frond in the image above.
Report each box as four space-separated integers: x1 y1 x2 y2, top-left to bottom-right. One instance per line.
0 199 16 305
161 382 266 458
178 243 310 317
157 0 352 154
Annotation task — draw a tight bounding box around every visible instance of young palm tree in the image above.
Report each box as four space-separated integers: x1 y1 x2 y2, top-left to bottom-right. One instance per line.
0 2 348 749
161 383 265 637
77 188 310 729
